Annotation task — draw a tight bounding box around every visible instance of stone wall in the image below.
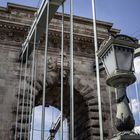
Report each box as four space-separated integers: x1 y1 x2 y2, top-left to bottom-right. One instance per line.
0 3 120 140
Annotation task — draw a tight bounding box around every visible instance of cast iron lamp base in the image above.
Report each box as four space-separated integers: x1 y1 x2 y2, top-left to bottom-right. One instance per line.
107 72 137 140
106 72 136 88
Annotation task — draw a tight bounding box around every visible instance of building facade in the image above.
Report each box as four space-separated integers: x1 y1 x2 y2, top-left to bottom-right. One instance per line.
0 3 120 140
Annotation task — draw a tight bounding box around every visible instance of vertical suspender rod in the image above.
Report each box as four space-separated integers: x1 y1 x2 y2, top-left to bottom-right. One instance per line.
15 55 23 140
41 1 50 140
28 27 37 140
61 3 64 140
70 0 74 139
20 46 29 140
31 46 38 140
25 59 31 139
91 0 103 140
25 57 32 139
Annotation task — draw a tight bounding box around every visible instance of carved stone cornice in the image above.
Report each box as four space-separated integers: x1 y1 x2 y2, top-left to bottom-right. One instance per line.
0 30 23 43
0 19 29 31
0 19 29 45
0 3 120 58
48 29 94 43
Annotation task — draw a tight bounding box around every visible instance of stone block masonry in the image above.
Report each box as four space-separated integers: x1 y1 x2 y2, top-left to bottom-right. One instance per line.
0 3 120 140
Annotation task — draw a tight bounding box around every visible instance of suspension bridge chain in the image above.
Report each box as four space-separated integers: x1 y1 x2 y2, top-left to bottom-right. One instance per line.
19 45 29 140
92 0 103 140
41 1 50 140
70 0 74 139
24 58 32 140
31 45 39 140
28 26 37 140
61 3 64 140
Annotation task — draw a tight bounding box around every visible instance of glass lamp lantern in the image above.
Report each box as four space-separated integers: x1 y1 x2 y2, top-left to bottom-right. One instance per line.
98 35 139 87
98 34 140 139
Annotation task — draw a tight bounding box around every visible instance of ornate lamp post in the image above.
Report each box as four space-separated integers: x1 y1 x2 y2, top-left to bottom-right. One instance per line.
97 34 140 140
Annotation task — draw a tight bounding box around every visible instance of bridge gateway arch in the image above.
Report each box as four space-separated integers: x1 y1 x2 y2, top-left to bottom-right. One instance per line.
2 1 138 140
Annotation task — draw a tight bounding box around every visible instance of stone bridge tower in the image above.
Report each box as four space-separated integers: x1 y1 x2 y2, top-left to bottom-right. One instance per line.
0 3 120 140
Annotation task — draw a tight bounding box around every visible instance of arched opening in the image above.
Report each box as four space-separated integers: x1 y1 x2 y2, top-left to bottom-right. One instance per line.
33 79 89 139
30 105 69 140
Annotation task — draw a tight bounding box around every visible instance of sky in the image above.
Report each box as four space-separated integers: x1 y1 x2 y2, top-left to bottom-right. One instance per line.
128 57 140 128
0 0 140 138
30 106 68 140
0 0 140 39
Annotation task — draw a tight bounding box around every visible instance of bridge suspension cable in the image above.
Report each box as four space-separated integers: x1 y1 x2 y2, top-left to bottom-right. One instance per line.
24 59 32 140
28 26 37 140
91 0 103 140
20 46 29 140
61 2 64 140
14 55 23 140
70 0 74 140
41 1 50 140
31 46 39 140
